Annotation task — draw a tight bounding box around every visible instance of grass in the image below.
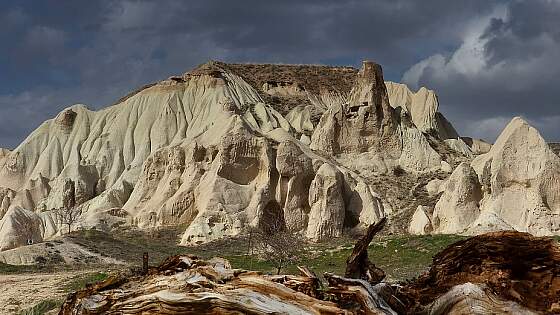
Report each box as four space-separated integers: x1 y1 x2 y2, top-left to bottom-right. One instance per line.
17 299 62 315
64 227 468 281
1 226 468 283
220 234 466 281
0 262 38 274
62 272 109 292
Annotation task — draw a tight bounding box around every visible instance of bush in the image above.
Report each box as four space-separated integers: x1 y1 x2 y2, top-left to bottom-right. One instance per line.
18 299 62 315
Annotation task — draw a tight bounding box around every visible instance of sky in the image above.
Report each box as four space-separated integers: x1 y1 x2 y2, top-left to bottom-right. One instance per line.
0 0 559 148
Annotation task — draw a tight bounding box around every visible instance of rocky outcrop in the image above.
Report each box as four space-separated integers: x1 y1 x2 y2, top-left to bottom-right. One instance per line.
311 61 401 156
462 137 492 155
431 163 482 234
0 60 473 250
397 114 442 172
408 205 432 235
471 117 560 235
0 62 387 250
386 82 459 139
0 206 57 251
412 117 560 236
309 62 468 173
306 163 346 241
276 140 314 231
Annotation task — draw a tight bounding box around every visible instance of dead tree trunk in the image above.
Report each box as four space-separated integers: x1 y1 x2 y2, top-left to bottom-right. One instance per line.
345 217 386 284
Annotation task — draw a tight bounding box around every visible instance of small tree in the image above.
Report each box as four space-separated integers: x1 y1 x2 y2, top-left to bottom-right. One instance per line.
249 219 304 275
54 206 81 234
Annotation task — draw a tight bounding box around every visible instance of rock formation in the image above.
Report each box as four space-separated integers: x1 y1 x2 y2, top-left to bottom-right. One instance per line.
430 163 482 234
0 59 485 252
0 206 56 251
461 137 492 155
306 163 346 241
385 82 459 140
0 61 406 251
311 61 401 156
411 117 560 236
408 206 432 235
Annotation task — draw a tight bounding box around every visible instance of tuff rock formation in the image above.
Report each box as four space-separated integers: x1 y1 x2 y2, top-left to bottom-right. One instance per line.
411 117 560 236
0 59 480 252
0 61 405 251
461 137 492 155
310 61 401 156
309 62 467 173
385 82 459 140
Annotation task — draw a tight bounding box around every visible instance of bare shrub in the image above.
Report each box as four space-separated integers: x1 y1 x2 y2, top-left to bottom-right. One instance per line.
54 206 81 234
248 217 304 275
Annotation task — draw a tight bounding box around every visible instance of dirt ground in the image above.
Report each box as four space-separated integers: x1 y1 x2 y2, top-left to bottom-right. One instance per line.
0 270 95 314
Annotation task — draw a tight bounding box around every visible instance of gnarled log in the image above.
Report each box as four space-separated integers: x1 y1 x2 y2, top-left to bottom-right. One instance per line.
345 217 387 284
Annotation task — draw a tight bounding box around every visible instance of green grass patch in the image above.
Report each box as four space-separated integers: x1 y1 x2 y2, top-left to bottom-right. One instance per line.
0 262 38 274
65 228 467 282
62 272 109 292
18 299 62 315
209 234 467 281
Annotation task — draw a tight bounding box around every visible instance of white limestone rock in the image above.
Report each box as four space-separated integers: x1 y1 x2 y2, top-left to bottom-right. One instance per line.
408 205 432 235
285 105 314 134
427 117 560 236
311 61 401 156
471 117 560 235
398 122 442 172
0 206 57 251
425 178 446 196
432 163 482 234
386 81 459 139
444 138 474 157
440 161 453 173
0 61 397 250
306 163 346 242
462 137 492 155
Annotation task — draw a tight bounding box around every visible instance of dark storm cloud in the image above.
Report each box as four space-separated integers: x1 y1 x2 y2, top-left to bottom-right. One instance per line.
0 0 557 148
404 0 560 141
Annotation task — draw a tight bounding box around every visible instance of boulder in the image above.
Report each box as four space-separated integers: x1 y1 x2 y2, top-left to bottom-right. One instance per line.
408 206 432 235
0 206 57 251
425 178 445 196
306 163 346 241
431 163 482 234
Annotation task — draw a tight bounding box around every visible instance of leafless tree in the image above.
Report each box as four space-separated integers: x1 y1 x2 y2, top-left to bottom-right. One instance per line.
248 218 304 275
54 206 81 234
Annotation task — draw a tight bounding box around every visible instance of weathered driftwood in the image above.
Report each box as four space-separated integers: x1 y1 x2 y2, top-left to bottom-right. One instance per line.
345 217 386 284
420 283 538 315
267 266 321 299
324 273 399 315
59 255 347 315
59 231 559 315
397 231 560 314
